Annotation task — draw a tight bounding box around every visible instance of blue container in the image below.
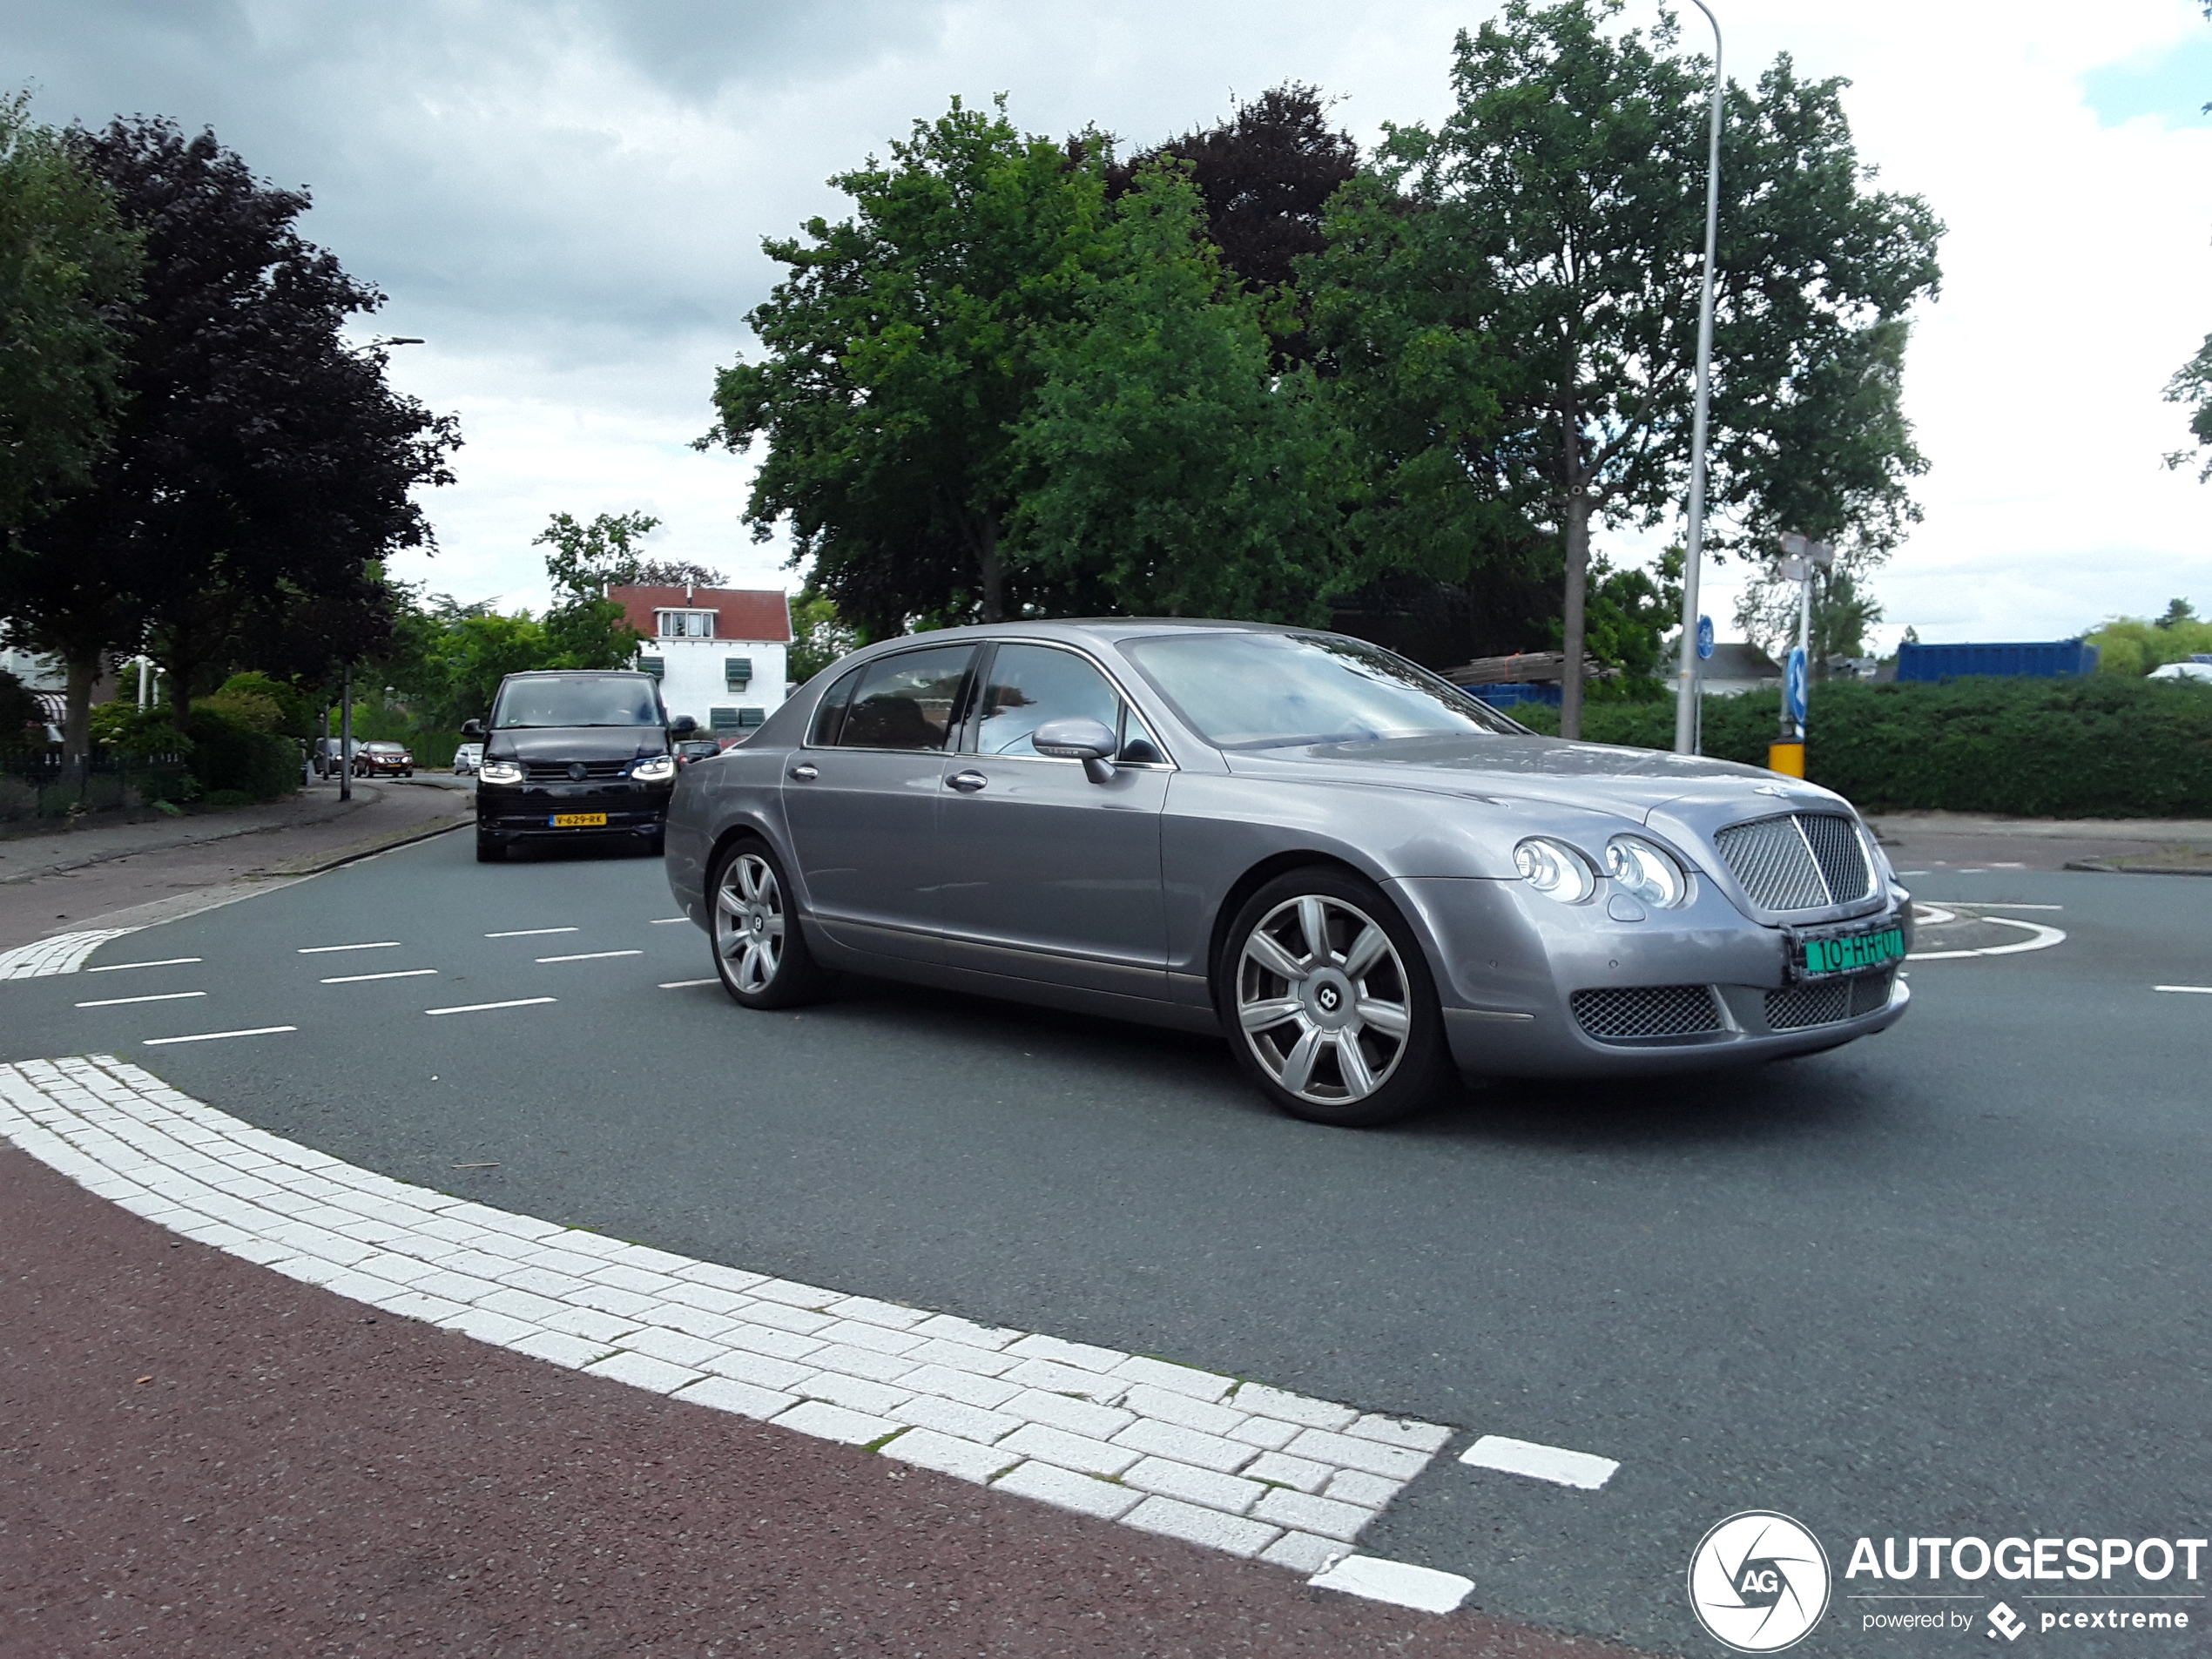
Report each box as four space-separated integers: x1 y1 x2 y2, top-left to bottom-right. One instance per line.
1895 639 2099 682
1464 681 1562 708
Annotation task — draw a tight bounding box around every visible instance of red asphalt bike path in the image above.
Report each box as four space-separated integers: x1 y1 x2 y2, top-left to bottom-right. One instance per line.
0 1144 1651 1658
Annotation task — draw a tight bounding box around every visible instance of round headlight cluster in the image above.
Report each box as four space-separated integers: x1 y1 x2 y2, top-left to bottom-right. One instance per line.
1514 837 1595 903
1606 835 1689 907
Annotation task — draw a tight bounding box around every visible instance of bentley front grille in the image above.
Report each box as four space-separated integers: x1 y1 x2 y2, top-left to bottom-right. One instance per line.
1712 813 1873 911
1572 984 1724 1042
1764 968 1896 1030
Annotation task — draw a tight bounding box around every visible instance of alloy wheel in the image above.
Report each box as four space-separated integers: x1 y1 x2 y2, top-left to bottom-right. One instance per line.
716 852 786 994
1235 894 1413 1104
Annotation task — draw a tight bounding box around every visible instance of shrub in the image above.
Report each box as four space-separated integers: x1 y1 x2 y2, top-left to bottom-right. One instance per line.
195 687 287 734
183 708 299 801
1514 678 2212 817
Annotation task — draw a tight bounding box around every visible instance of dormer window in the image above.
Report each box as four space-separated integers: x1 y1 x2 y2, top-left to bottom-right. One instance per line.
657 610 715 638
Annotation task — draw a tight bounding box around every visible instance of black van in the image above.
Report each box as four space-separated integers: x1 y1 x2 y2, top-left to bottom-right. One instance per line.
463 670 696 862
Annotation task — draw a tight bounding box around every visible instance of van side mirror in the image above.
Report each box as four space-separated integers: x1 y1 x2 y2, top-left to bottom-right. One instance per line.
1032 716 1118 784
460 718 484 739
670 713 698 736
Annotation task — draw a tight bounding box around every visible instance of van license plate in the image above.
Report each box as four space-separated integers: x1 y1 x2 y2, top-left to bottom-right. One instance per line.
550 813 608 828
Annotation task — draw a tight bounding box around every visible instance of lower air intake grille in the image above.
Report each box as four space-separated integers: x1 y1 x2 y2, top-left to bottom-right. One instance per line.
1712 813 1873 910
1572 985 1723 1042
1764 968 1895 1030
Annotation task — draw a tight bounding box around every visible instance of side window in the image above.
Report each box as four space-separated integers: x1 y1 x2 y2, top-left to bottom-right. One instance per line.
1118 705 1165 765
976 644 1122 758
809 665 863 746
834 645 976 752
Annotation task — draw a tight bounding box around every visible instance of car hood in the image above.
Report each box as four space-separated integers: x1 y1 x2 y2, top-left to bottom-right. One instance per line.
1222 733 1850 823
485 727 669 762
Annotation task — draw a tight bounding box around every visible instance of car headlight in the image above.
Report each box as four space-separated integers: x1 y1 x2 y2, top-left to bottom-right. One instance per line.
1605 835 1689 907
630 754 677 783
478 759 523 785
1514 837 1595 903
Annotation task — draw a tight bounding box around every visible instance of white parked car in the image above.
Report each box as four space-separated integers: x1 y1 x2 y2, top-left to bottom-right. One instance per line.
2148 660 2212 683
452 742 484 775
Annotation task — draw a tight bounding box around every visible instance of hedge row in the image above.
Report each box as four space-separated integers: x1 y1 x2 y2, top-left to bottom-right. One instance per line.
1510 677 2212 818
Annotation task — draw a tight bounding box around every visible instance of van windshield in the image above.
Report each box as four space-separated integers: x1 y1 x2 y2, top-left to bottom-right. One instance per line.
491 677 663 729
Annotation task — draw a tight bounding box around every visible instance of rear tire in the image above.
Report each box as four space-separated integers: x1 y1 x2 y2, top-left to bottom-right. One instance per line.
1217 867 1452 1128
710 840 833 1009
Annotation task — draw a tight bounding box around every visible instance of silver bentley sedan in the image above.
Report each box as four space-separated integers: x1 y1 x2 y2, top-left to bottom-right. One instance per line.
664 620 1911 1127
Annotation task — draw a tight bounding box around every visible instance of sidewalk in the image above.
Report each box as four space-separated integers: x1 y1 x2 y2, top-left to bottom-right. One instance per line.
1867 810 2212 874
0 777 473 954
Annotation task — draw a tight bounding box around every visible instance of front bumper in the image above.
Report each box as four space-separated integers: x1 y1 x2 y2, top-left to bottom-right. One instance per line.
476 779 672 840
1388 874 1913 1079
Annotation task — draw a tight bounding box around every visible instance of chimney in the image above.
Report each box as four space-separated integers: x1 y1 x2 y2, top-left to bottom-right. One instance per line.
685 580 694 603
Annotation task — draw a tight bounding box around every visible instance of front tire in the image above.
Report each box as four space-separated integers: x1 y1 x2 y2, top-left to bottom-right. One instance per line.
475 834 504 863
711 840 833 1009
1217 867 1452 1128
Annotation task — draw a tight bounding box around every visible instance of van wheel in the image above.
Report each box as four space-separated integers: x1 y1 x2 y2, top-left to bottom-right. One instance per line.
475 835 504 863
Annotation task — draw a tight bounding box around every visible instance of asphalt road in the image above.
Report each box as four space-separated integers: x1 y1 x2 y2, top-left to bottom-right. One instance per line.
3 832 2207 1656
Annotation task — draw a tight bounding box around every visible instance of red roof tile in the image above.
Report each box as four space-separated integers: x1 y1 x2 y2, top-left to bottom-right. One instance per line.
609 586 792 644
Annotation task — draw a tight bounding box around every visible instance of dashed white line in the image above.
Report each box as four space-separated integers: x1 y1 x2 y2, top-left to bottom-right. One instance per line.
297 941 400 954
2155 985 2212 995
1308 1555 1474 1614
75 990 208 1008
658 978 717 989
1459 1433 1619 1490
486 927 578 938
650 917 689 925
84 956 202 974
536 949 643 964
321 968 440 984
424 996 557 1016
143 1025 298 1046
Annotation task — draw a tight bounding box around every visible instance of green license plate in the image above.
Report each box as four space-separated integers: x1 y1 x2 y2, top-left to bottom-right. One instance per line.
1799 924 1906 979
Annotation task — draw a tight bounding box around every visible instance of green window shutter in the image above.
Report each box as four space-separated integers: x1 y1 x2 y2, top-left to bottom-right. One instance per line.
738 706 765 727
709 706 739 732
638 656 664 679
725 656 752 691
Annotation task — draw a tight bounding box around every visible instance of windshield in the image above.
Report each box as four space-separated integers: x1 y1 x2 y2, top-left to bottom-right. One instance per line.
1123 631 1527 750
490 677 663 730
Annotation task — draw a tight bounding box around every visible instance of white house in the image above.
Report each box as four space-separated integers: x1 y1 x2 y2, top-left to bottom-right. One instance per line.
610 584 792 742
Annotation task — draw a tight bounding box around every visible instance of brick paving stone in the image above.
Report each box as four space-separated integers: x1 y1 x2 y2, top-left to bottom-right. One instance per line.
642 1302 738 1341
718 1322 826 1362
1000 1357 1123 1399
991 1460 1143 1521
771 1399 898 1446
1004 1389 1135 1441
1347 1413 1454 1453
818 1318 921 1355
547 1229 630 1258
1123 1382 1246 1437
1251 1487 1375 1542
697 1347 814 1392
1113 1354 1235 1400
504 1328 609 1369
998 1424 1142 1479
610 1242 697 1274
903 1337 1021 1376
882 1428 1021 1484
1121 1456 1267 1514
584 1350 702 1394
1232 1381 1359 1432
742 1300 837 1335
1260 1531 1353 1575
803 1341 918 1384
1325 1468 1405 1508
674 1375 795 1420
590 1263 685 1298
901 1365 1022 1410
659 1280 752 1316
888 1393 1021 1445
494 1264 597 1300
749 1278 840 1308
569 1282 661 1319
535 1303 638 1343
1008 1332 1127 1372
1226 1415 1300 1451
795 1371 911 1416
1244 1451 1333 1494
617 1325 727 1368
1278 1427 1431 1481
672 1258 766 1293
827 1294 929 1330
1124 1496 1282 1559
1111 1417 1258 1475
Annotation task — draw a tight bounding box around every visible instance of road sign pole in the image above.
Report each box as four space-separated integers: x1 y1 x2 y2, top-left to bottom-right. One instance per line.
340 664 353 803
1672 0 1724 756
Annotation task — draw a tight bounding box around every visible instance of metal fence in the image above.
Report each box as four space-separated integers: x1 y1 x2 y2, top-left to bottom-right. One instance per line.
0 750 194 823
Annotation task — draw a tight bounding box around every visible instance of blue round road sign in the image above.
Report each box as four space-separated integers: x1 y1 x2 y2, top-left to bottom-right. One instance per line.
1696 616 1715 661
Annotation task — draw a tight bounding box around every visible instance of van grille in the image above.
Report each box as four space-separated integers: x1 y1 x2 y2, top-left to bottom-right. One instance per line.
523 759 630 782
1764 968 1896 1030
1712 813 1872 911
1572 985 1723 1042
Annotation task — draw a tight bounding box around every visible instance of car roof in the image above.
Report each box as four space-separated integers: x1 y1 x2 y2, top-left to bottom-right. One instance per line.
500 668 657 680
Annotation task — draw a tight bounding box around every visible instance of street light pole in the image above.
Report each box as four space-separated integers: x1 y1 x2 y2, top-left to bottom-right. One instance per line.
1672 0 1724 755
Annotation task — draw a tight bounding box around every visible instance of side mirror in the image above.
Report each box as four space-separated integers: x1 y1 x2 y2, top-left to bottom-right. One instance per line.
670 713 698 736
1033 716 1119 784
461 718 484 739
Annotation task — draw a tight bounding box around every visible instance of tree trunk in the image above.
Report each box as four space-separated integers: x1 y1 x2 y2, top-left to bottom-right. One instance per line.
63 653 99 785
978 516 1004 624
1559 490 1590 741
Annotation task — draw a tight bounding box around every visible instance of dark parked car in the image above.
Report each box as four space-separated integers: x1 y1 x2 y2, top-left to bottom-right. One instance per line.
675 739 723 766
353 740 414 778
465 671 695 862
664 620 1912 1127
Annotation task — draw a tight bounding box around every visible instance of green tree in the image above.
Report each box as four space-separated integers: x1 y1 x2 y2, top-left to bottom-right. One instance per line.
0 91 140 530
1008 163 1352 621
702 97 1109 633
786 587 859 685
1334 0 1942 736
1734 563 1885 671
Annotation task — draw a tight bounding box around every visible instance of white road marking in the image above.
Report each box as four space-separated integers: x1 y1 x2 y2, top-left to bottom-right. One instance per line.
1912 905 1957 925
143 1026 298 1046
0 1055 1458 1588
321 969 440 984
1909 915 2067 961
84 955 201 973
658 979 717 989
2155 985 2212 995
1896 869 1929 875
536 949 643 963
485 927 578 938
1 930 145 981
424 997 557 1015
297 941 400 954
650 917 689 925
1307 1555 1474 1614
1459 1433 1620 1490
75 991 208 1008
1924 902 2064 910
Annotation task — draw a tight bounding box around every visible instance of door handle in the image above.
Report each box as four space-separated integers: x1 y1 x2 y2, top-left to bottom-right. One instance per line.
946 770 988 792
788 763 818 781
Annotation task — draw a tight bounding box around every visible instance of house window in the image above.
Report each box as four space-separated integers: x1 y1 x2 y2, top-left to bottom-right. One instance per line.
725 656 752 691
658 610 715 638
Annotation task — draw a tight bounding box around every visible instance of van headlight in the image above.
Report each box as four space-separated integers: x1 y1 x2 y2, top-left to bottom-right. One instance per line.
631 754 677 783
1605 835 1689 907
478 759 523 785
1514 837 1595 903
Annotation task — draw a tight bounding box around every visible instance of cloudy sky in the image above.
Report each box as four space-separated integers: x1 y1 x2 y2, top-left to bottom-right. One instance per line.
7 0 2209 648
